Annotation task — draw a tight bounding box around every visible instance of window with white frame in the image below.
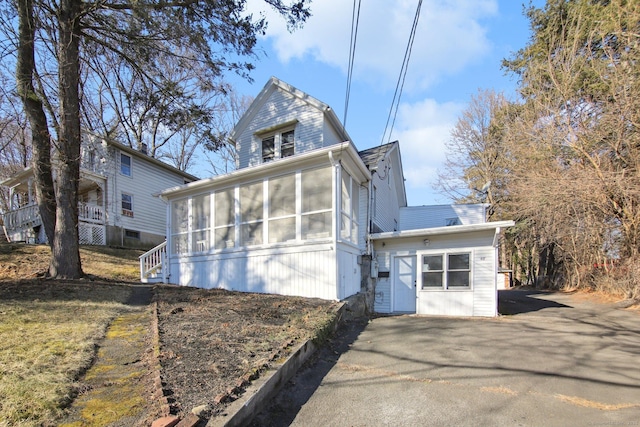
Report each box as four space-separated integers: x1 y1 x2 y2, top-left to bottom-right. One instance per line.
421 253 471 289
191 194 211 252
121 193 133 217
168 166 335 255
261 129 295 163
268 173 296 243
120 153 132 176
301 167 332 239
171 199 189 254
240 181 264 246
340 172 360 244
214 188 235 249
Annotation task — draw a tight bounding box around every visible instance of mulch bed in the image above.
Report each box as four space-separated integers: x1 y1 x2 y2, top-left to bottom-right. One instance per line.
154 285 340 419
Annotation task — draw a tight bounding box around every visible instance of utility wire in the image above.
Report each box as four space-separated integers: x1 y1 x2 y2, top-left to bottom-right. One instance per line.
380 0 423 146
343 0 362 130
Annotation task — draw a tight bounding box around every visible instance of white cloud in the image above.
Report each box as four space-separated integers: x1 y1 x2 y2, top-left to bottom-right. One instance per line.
248 0 497 90
390 98 464 204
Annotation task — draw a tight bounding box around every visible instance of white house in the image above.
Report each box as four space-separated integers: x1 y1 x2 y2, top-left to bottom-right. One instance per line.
1 134 198 248
146 77 513 316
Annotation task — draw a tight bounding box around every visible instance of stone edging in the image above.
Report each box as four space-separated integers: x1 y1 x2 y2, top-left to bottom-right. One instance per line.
206 301 347 427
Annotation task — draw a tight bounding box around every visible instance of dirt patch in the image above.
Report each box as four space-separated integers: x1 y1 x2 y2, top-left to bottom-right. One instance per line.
155 285 339 418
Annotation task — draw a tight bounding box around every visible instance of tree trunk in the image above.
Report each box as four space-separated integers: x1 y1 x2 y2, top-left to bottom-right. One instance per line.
50 0 83 279
16 0 56 247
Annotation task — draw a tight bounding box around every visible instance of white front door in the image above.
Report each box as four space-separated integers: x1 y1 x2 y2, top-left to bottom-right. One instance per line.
393 255 416 312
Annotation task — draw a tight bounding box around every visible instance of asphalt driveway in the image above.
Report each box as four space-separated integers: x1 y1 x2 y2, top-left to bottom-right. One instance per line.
251 289 640 427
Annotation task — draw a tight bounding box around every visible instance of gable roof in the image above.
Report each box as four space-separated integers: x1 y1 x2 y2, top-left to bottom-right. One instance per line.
0 133 199 189
359 141 407 207
228 76 353 146
358 141 397 170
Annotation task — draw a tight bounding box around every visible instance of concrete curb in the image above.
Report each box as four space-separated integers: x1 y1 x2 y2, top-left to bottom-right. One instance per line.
206 302 347 427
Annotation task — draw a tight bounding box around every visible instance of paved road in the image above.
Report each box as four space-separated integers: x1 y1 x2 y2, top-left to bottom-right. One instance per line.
251 289 640 427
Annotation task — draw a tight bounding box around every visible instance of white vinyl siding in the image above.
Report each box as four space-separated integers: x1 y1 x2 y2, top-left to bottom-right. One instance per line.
170 245 339 300
370 161 401 232
236 89 326 169
373 229 498 316
399 204 487 230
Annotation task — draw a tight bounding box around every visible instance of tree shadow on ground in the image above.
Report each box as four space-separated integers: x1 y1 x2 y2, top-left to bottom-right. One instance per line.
249 317 368 427
498 288 572 315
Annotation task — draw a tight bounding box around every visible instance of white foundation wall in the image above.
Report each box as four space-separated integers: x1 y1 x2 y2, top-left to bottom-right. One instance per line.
169 244 339 300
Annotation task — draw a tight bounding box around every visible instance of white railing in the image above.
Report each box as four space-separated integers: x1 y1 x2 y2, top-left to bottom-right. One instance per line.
78 202 104 224
139 241 168 283
2 203 104 231
1 204 40 229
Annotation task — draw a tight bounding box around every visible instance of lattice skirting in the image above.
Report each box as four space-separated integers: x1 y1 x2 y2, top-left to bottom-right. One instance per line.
79 223 105 245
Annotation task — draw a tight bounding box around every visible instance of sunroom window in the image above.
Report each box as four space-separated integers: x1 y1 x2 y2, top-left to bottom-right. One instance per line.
214 189 235 249
191 194 211 252
240 181 264 246
340 172 360 244
301 167 332 239
268 173 296 243
171 199 189 254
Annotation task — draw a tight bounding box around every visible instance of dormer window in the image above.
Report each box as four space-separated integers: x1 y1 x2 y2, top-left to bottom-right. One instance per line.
261 128 295 163
262 136 275 162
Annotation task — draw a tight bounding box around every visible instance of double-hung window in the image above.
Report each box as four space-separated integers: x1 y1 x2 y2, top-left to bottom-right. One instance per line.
120 153 132 176
421 253 471 290
121 193 134 217
261 129 295 163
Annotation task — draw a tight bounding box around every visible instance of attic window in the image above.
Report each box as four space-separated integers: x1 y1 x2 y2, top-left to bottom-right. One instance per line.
260 128 295 163
262 136 275 162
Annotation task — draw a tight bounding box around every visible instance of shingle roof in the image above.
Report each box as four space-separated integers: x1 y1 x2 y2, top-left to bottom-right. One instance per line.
358 141 398 169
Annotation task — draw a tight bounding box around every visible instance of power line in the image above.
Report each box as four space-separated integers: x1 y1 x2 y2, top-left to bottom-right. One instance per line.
343 0 362 130
380 0 423 146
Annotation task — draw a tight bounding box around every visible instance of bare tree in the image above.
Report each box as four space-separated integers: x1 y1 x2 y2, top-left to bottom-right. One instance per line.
4 0 312 279
501 0 640 298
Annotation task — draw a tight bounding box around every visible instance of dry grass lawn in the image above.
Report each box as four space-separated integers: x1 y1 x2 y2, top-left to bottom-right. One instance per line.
0 244 139 426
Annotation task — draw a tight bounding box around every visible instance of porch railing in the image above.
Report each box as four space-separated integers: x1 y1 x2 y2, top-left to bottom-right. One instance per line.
1 204 40 229
2 202 105 231
139 241 168 283
78 202 104 223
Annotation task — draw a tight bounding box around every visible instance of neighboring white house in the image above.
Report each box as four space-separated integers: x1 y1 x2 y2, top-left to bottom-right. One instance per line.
0 134 198 249
146 77 513 316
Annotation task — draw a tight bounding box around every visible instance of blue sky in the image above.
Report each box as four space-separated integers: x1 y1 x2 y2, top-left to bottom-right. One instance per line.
221 0 546 206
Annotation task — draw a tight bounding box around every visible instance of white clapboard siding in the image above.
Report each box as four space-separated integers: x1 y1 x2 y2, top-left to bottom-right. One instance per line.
170 244 339 300
373 229 498 316
399 204 487 230
337 244 362 300
371 166 401 232
237 89 327 169
109 150 190 237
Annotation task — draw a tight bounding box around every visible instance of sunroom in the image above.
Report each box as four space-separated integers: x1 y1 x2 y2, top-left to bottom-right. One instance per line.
159 143 370 301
